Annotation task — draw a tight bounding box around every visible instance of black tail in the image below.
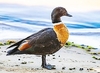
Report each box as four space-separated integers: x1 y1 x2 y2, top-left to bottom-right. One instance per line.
6 33 35 55
6 46 19 55
7 33 34 49
6 39 24 55
7 39 24 49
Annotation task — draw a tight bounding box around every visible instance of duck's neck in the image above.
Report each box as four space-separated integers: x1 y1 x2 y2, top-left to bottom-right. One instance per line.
52 16 61 23
53 22 63 26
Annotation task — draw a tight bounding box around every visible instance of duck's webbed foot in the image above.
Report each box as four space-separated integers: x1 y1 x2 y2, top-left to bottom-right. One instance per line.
42 64 55 70
41 55 55 70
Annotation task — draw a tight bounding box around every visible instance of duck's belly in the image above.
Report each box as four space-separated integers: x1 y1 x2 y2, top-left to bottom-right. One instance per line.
27 43 62 55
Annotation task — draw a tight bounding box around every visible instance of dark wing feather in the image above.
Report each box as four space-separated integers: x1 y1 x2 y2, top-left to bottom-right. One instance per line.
7 28 51 49
7 28 60 55
24 28 61 55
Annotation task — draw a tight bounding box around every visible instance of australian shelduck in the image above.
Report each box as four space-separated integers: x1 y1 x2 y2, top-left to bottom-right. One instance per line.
7 7 72 70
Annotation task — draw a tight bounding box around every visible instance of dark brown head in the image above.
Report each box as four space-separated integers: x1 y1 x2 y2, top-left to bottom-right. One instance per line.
51 7 72 23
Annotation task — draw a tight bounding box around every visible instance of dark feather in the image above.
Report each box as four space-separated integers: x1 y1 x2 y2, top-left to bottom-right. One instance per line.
7 28 61 55
7 46 19 55
7 28 50 49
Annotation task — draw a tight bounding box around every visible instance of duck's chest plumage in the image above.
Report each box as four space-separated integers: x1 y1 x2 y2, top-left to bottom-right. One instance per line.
53 23 69 46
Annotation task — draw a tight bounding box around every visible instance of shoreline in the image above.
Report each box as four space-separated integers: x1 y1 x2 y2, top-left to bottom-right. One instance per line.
0 39 100 73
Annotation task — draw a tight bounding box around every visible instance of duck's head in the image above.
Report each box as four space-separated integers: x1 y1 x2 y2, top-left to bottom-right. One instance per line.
51 7 72 23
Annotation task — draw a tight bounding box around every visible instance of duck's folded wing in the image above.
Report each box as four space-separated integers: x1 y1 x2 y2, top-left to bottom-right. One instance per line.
22 28 60 54
7 28 52 49
19 27 61 53
7 28 56 55
7 28 61 55
28 28 58 48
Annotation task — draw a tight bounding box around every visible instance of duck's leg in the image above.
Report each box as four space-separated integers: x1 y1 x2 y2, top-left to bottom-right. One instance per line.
41 55 55 70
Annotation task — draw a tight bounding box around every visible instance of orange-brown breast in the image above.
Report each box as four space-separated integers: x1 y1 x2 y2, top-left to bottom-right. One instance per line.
53 23 69 46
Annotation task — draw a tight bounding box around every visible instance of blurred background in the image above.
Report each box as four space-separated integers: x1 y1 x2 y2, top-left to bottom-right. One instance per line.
0 0 100 48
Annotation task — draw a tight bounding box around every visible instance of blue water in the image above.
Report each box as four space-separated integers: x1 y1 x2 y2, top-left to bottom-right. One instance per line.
0 3 100 48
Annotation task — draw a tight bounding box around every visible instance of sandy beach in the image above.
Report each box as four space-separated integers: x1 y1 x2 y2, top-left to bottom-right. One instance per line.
0 39 100 73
